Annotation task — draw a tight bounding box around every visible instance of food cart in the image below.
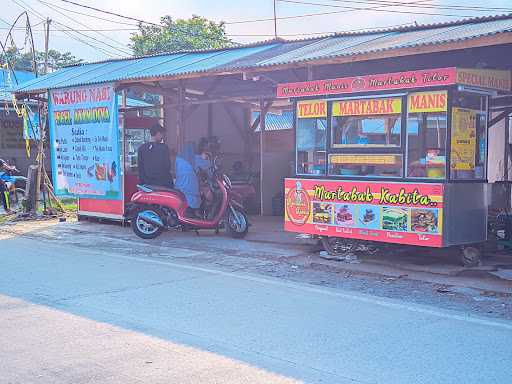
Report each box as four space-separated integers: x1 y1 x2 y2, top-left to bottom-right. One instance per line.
47 84 159 221
278 67 511 265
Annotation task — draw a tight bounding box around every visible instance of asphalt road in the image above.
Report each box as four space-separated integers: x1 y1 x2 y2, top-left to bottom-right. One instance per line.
1 236 511 384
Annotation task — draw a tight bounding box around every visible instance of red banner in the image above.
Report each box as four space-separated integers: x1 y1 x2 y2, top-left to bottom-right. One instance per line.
284 178 444 247
276 67 457 98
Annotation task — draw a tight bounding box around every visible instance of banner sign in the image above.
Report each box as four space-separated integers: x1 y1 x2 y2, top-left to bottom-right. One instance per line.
408 91 448 113
456 68 511 92
277 68 457 98
450 107 476 171
277 67 512 98
284 178 444 247
23 106 42 140
332 97 401 116
297 100 327 118
49 83 121 199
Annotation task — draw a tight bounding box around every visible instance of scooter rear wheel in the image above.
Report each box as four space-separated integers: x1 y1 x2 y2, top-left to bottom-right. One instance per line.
131 208 163 239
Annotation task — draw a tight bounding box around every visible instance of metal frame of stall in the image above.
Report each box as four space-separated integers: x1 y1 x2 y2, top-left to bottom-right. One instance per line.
280 67 512 261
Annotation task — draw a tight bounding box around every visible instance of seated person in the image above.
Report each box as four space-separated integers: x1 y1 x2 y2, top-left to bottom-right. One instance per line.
137 124 173 188
175 142 202 216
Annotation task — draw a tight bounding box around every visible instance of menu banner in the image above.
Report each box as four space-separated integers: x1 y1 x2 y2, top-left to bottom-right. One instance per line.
49 83 121 199
297 100 327 118
408 91 448 113
332 97 401 116
285 178 444 247
450 107 476 171
277 68 457 98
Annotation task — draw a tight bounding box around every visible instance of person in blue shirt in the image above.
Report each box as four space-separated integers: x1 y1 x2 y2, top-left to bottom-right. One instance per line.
0 159 15 214
175 139 214 217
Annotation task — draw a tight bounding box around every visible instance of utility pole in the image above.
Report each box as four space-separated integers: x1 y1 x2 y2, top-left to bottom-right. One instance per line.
44 18 51 74
273 0 277 39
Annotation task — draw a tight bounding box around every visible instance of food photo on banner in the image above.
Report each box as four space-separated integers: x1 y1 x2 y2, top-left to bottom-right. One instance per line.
48 83 121 199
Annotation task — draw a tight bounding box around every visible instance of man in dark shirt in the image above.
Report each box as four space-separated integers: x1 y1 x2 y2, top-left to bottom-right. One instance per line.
137 124 173 187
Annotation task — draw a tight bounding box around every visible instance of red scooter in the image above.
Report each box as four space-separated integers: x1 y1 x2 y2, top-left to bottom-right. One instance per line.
126 157 249 240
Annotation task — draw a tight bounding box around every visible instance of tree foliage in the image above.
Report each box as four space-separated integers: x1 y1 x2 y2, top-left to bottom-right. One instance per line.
130 15 232 56
0 47 82 73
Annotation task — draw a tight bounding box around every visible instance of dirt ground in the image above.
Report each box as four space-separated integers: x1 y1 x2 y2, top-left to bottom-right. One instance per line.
1 215 511 320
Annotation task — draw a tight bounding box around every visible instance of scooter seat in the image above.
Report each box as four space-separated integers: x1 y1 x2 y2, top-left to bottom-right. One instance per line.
142 184 180 193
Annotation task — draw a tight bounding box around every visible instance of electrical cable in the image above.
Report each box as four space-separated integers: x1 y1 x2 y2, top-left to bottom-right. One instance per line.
36 0 140 26
55 0 160 26
0 27 140 31
9 0 125 57
51 21 124 57
35 0 132 54
322 0 512 13
276 0 476 18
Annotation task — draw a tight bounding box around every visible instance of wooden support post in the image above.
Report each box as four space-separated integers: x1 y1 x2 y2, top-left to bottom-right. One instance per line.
258 100 273 216
306 65 314 81
25 165 38 212
504 113 509 182
208 103 213 138
243 107 254 169
176 81 185 150
259 100 265 216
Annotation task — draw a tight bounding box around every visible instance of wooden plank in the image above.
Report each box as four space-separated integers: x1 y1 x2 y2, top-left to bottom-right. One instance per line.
176 81 184 149
259 99 266 216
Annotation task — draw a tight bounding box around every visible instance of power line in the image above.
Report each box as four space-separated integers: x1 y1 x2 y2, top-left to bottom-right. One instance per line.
276 0 476 18
55 0 160 26
323 0 512 13
35 0 140 26
35 0 131 54
51 20 126 57
224 0 430 24
53 25 120 57
0 27 139 31
9 0 126 57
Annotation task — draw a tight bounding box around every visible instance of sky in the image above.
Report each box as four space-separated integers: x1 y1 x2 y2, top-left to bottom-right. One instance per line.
1 0 512 62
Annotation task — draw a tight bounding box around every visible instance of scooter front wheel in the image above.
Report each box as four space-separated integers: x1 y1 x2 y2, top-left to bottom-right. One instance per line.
131 208 164 239
226 208 249 239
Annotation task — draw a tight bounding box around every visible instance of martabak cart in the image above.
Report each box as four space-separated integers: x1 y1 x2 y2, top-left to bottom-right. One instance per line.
278 67 511 266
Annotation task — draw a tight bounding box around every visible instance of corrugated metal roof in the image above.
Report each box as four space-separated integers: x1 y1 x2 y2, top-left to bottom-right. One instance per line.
253 110 293 131
0 70 36 101
259 15 512 66
15 44 279 93
14 14 512 94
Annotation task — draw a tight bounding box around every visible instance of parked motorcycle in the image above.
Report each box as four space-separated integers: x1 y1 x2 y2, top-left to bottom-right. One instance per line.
0 165 27 210
126 156 249 240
